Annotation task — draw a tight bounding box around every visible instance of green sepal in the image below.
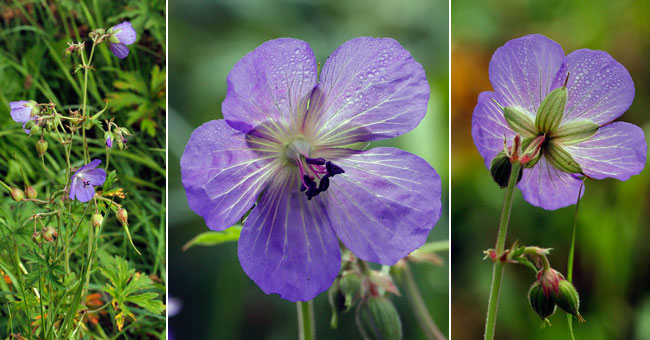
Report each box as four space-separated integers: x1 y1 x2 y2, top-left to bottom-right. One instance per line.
545 143 582 174
504 106 536 137
535 87 567 134
553 120 599 145
554 280 584 322
528 282 557 319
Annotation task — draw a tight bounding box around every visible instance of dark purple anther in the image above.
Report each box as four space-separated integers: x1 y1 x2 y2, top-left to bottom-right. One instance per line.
319 175 330 191
326 161 344 176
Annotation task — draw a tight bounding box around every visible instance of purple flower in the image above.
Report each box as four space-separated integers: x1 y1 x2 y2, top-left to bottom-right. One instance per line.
106 135 113 148
108 21 136 59
181 38 441 301
472 34 647 210
9 100 37 133
69 159 107 202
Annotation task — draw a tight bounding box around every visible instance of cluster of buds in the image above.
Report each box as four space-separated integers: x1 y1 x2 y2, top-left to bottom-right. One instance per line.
31 226 58 246
327 253 402 340
105 119 131 150
528 267 584 324
64 41 85 56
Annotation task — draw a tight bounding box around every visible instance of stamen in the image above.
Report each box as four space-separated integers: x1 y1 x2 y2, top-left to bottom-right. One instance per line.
326 161 344 176
305 157 325 165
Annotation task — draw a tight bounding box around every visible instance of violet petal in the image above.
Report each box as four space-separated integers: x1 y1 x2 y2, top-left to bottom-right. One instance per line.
109 43 130 59
222 38 317 135
238 169 340 301
489 34 565 113
307 37 429 146
324 147 441 264
517 157 585 210
562 49 635 125
566 122 647 180
181 120 276 231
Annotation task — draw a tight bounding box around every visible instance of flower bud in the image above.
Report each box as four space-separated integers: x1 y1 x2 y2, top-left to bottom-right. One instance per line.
554 280 584 322
356 295 402 340
490 154 522 188
25 186 37 199
36 139 48 157
528 281 556 319
116 208 128 226
328 278 346 329
105 132 114 149
10 188 24 202
42 226 58 242
339 271 362 309
32 230 43 245
537 268 562 297
92 213 104 228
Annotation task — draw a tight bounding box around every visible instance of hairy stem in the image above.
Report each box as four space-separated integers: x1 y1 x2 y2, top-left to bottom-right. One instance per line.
484 161 521 340
403 261 447 340
297 300 315 340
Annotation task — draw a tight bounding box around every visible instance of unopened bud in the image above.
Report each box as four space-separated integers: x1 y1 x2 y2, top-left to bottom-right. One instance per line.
32 231 43 245
528 281 556 319
490 154 522 188
356 295 402 340
42 226 58 242
328 279 346 329
537 268 563 298
36 139 48 157
116 208 128 226
25 186 37 199
340 271 362 309
10 188 24 202
92 214 104 228
554 280 584 322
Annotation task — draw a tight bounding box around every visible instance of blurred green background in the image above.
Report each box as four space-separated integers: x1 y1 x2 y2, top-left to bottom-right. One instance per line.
168 0 449 338
452 0 650 339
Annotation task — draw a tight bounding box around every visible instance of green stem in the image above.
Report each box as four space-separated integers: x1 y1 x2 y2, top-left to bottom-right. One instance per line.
484 161 521 340
297 300 315 340
81 42 96 164
403 262 447 340
566 179 585 339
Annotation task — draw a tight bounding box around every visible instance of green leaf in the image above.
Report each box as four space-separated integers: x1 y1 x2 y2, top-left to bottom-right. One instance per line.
183 225 243 251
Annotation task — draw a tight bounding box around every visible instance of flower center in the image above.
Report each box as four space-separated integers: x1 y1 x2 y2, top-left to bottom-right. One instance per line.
285 139 345 200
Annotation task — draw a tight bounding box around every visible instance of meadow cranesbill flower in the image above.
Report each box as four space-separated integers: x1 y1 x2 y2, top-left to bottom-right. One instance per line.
69 159 106 202
472 34 647 210
9 100 37 133
182 37 441 301
108 21 136 59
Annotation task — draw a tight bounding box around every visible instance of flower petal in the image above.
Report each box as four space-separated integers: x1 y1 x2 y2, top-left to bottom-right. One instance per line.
307 37 429 146
70 178 95 202
489 34 566 114
83 168 107 186
112 21 136 45
561 49 635 125
181 120 278 231
518 157 585 210
109 43 130 59
565 122 646 180
324 147 441 264
222 38 317 136
471 91 518 168
10 101 32 123
238 168 341 301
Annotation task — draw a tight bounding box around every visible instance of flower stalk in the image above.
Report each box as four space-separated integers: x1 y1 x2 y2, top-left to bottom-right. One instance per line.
403 261 447 340
484 161 521 340
297 300 315 340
